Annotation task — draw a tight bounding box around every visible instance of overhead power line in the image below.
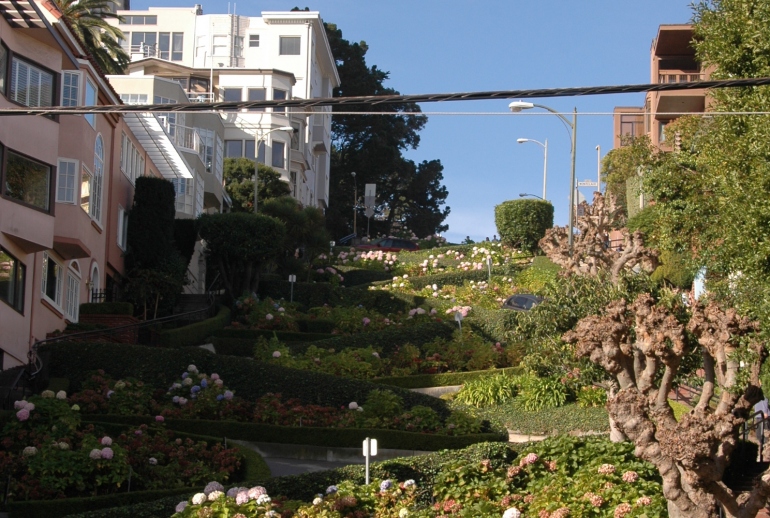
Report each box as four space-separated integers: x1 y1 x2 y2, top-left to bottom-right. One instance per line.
3 77 770 116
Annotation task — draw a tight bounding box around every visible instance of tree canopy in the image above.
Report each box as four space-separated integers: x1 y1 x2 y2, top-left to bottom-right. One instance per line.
223 157 291 213
324 23 450 239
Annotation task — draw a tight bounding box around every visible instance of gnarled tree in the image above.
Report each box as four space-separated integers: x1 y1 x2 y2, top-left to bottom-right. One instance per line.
564 295 768 517
538 192 659 284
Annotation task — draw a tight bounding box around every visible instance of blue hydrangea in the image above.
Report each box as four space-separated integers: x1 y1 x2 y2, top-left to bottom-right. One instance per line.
380 480 392 491
191 386 201 394
181 372 189 379
200 379 208 389
325 485 338 494
216 394 224 401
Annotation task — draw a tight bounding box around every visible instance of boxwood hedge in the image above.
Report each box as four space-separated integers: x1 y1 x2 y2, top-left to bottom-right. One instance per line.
79 302 134 315
43 343 452 417
82 415 506 451
157 306 231 348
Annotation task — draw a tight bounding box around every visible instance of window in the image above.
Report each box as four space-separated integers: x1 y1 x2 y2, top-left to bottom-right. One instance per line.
171 177 193 214
3 149 52 212
272 141 285 169
0 246 25 313
158 32 184 61
224 140 242 158
91 135 104 222
290 122 301 150
159 32 170 60
80 165 92 214
0 44 7 95
279 36 301 55
10 56 54 107
273 89 287 113
120 93 148 105
247 88 265 112
89 263 99 302
195 173 204 217
65 261 80 322
222 88 241 102
61 71 80 107
234 36 243 58
290 171 297 197
56 159 77 203
212 35 228 56
249 34 260 47
41 251 63 307
172 33 184 61
246 141 266 163
124 15 157 24
84 78 96 127
117 206 128 250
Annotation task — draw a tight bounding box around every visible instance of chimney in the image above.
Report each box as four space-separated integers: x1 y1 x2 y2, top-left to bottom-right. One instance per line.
194 4 203 15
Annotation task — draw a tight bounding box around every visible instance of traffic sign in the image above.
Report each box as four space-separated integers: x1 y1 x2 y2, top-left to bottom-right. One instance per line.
365 207 374 218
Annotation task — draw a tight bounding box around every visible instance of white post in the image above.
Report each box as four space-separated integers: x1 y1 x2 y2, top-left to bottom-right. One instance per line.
542 138 548 200
288 274 296 303
596 145 601 193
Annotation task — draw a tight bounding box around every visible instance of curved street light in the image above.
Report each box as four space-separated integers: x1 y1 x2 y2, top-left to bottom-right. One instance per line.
509 101 577 253
254 125 294 212
519 193 544 200
516 137 548 201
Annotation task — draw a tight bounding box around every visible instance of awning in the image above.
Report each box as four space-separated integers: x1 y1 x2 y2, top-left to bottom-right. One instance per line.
123 113 193 180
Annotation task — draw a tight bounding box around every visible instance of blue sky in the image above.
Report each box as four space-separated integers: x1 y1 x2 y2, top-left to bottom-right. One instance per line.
131 0 695 243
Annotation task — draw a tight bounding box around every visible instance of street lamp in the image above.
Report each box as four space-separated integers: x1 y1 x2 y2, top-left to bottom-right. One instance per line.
351 172 357 237
254 126 293 212
516 137 548 200
509 101 577 253
519 193 544 200
595 145 602 193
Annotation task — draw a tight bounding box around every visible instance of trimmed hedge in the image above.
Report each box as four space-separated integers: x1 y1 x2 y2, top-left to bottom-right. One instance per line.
3 430 268 518
157 306 231 348
214 328 334 342
336 268 394 286
79 302 134 316
376 367 524 389
82 415 506 451
43 343 452 417
293 321 456 356
61 495 186 518
296 318 336 334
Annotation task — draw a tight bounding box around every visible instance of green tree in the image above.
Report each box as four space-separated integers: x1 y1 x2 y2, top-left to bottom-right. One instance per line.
601 134 659 225
198 212 285 303
54 0 129 75
223 157 291 212
494 199 553 253
261 196 331 279
324 23 449 239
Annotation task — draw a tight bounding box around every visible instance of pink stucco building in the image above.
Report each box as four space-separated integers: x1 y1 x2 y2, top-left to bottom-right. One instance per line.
0 0 168 369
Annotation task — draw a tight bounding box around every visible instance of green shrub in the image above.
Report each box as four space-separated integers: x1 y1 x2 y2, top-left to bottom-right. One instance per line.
43 343 452 418
376 367 523 389
214 328 334 343
576 385 608 408
60 494 186 518
79 302 134 315
157 306 231 348
359 389 404 427
296 317 336 334
494 199 554 253
517 375 569 411
650 250 696 289
454 374 519 407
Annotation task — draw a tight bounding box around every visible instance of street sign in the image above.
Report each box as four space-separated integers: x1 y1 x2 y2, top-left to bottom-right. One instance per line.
365 184 376 197
577 180 598 187
365 206 375 218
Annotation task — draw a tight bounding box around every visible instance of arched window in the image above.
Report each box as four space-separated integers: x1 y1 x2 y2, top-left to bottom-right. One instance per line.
89 262 100 303
65 260 81 322
91 135 104 222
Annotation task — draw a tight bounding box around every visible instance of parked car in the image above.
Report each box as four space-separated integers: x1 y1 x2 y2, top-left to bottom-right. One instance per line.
501 294 544 311
356 238 420 252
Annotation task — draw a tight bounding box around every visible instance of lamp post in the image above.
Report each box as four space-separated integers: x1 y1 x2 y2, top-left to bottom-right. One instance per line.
516 137 548 200
519 193 544 200
595 145 601 193
254 126 293 212
509 101 577 253
351 172 357 237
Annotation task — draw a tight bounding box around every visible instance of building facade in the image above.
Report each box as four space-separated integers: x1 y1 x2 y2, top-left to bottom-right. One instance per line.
110 6 340 210
0 0 182 369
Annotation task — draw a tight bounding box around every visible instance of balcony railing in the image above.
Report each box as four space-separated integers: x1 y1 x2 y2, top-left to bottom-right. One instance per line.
187 92 215 103
658 72 705 84
156 116 206 164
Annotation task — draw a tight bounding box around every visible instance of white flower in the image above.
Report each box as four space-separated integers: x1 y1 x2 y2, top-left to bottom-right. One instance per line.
256 494 271 504
349 402 358 410
399 509 409 518
208 490 224 501
191 492 207 505
502 508 521 518
183 377 193 386
187 364 198 374
272 351 281 358
56 390 67 400
41 390 55 399
313 497 323 505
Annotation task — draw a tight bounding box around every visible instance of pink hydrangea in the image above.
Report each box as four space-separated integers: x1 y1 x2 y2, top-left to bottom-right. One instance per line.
101 447 114 459
210 373 220 380
636 496 652 506
583 492 604 507
520 453 539 466
621 470 638 483
363 317 371 326
89 449 102 460
551 508 570 518
272 351 281 358
247 486 267 499
236 491 250 505
101 436 112 446
265 314 274 321
215 379 224 386
16 409 29 421
204 481 225 495
598 463 616 475
155 415 165 422
613 503 632 518
223 390 233 400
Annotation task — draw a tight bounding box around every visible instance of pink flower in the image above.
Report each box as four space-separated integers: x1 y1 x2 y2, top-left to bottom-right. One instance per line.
101 436 112 446
155 415 165 422
215 379 224 386
89 449 102 460
272 351 281 358
636 496 652 506
16 409 29 421
265 314 274 320
101 447 114 459
598 463 616 475
621 470 639 483
520 453 539 466
210 373 220 380
613 503 632 518
362 317 371 326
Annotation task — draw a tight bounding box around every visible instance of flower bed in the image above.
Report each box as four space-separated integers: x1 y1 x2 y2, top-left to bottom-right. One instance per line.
0 394 245 505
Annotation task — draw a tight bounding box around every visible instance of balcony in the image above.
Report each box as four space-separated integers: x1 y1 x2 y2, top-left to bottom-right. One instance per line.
652 70 707 115
156 117 206 166
311 124 329 155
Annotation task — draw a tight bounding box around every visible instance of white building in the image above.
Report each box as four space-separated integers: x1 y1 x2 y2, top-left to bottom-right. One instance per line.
109 5 339 210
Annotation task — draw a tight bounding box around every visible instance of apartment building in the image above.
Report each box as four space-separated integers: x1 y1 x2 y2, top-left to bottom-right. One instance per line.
110 5 340 210
614 24 711 150
0 0 180 369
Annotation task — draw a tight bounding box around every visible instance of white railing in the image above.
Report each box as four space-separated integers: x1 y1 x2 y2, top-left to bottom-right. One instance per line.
658 72 705 84
187 92 215 103
155 116 206 164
